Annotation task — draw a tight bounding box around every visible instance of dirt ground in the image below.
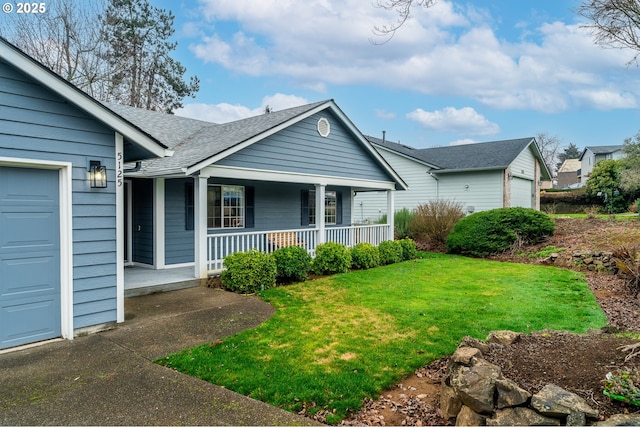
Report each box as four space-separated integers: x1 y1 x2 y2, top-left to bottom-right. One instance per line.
341 218 640 426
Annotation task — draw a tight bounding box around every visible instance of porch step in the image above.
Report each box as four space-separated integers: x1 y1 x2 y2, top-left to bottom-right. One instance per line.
125 279 203 298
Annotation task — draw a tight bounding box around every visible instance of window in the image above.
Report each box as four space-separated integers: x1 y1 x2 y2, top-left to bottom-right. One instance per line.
208 185 244 228
308 190 337 225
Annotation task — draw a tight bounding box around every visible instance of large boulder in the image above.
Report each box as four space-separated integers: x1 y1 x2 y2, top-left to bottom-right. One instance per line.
531 384 598 419
451 346 482 365
452 362 502 414
486 330 522 345
495 378 531 409
595 413 640 426
487 407 561 426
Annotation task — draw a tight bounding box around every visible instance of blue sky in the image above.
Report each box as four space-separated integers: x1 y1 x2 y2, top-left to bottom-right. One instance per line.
155 0 640 151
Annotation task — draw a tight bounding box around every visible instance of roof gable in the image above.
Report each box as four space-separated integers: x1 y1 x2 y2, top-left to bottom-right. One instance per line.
0 37 169 161
580 145 625 160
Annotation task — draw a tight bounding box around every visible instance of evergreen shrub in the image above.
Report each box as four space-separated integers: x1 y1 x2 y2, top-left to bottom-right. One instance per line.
350 243 381 270
221 249 277 293
378 240 403 265
272 246 312 284
311 242 351 275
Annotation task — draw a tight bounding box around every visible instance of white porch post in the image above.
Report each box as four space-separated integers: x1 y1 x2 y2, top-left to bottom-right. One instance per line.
153 178 165 269
194 176 208 279
316 184 326 245
387 189 395 241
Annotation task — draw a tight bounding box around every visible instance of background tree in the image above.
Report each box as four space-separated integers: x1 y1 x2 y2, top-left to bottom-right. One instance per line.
577 0 640 65
620 130 640 195
0 0 109 98
103 0 199 112
585 159 628 213
556 143 582 170
372 0 436 41
535 132 562 177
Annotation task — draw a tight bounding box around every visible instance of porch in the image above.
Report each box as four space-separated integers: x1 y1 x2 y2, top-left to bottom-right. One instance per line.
124 266 201 297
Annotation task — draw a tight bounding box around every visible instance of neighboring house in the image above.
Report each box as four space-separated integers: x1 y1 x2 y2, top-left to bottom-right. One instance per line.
0 37 170 350
556 158 581 189
354 137 551 222
579 145 625 183
0 37 406 351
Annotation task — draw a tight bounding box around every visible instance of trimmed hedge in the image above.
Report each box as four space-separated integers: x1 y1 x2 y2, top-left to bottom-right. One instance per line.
446 207 555 257
378 240 403 265
398 238 419 261
273 246 312 283
311 242 352 275
350 243 381 270
221 249 277 293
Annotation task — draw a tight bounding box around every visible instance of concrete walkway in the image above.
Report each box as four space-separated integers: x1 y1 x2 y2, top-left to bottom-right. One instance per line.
0 287 319 426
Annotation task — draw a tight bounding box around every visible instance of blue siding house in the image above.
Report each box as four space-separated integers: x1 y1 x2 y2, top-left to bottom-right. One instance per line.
0 37 406 349
0 38 170 350
108 101 406 289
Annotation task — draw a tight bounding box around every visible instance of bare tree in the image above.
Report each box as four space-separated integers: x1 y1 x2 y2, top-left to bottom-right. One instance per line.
0 1 110 98
536 132 563 176
372 0 436 42
577 0 640 65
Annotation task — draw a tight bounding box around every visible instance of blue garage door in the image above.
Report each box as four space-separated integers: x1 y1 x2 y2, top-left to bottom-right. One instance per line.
0 166 61 349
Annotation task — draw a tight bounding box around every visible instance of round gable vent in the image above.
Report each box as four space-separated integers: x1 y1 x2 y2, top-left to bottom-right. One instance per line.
317 117 331 137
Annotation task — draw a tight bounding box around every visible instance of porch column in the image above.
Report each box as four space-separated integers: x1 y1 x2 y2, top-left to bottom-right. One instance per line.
115 133 125 323
387 189 395 241
153 178 165 269
194 176 208 279
316 184 326 245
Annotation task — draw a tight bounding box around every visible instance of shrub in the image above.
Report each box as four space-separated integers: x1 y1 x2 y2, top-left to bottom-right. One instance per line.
273 246 312 284
311 242 351 275
446 207 555 257
394 208 415 239
613 245 640 295
221 249 277 293
409 200 465 246
378 240 403 265
350 243 381 270
398 238 419 260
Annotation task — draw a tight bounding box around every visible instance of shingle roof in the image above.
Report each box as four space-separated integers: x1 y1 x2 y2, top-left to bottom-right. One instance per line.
105 100 329 174
367 136 538 172
585 145 624 154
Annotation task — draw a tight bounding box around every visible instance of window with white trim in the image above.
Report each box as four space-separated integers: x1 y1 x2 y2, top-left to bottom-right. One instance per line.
208 185 244 228
308 190 337 225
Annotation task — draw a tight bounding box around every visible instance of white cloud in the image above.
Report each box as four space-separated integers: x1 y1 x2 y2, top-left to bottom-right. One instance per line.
449 138 478 146
375 109 396 120
188 0 639 113
175 93 309 123
406 107 500 136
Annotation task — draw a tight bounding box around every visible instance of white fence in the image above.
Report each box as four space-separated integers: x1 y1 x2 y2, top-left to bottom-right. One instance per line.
207 224 390 273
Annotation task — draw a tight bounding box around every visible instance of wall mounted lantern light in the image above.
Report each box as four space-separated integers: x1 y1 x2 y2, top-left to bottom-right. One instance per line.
89 160 107 188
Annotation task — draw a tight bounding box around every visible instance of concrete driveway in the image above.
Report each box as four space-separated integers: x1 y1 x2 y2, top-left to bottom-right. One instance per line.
0 286 319 426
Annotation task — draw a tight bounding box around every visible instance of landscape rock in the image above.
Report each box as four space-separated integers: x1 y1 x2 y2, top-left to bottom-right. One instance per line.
452 363 501 414
459 336 491 354
531 384 598 419
595 413 640 425
487 407 561 426
455 405 486 426
495 378 531 409
566 411 587 426
486 330 521 345
451 346 482 365
440 384 463 420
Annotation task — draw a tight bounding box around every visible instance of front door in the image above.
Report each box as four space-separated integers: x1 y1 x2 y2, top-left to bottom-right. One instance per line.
0 166 61 349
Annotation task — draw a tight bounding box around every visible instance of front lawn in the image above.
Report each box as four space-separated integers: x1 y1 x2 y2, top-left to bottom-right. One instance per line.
158 253 606 424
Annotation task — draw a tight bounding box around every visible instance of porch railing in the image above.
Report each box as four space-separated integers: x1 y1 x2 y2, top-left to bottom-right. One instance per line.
207 224 390 274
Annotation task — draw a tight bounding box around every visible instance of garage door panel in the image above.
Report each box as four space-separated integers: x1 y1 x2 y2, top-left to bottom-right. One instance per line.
512 177 533 208
0 166 61 350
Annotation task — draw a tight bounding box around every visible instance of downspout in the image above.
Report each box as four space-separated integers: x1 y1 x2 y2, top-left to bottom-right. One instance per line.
428 172 439 200
124 161 142 173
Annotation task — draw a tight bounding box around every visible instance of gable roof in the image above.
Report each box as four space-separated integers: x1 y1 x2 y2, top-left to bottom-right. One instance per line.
0 37 169 162
579 145 625 160
112 100 407 189
367 136 552 180
558 158 581 173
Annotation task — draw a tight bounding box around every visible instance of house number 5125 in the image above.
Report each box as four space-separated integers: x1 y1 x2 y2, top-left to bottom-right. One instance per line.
116 152 124 187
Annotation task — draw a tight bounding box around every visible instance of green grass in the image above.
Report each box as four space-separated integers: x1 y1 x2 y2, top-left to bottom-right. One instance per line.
157 253 607 424
550 213 638 220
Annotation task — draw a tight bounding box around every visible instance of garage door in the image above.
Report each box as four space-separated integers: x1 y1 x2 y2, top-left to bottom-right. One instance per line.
511 177 534 208
0 167 61 349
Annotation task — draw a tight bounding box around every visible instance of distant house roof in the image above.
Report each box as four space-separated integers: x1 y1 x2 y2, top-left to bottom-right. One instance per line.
579 145 625 160
558 158 581 173
366 136 552 180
